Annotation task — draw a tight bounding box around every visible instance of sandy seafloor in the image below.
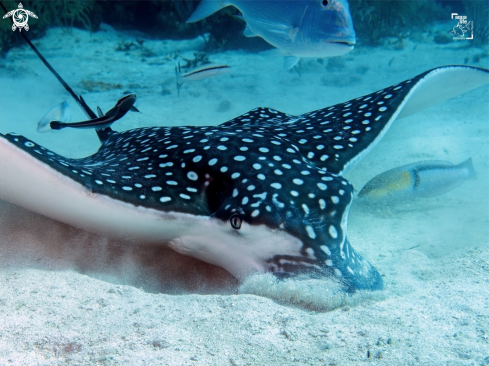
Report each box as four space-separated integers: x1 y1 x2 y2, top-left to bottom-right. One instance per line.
0 22 488 365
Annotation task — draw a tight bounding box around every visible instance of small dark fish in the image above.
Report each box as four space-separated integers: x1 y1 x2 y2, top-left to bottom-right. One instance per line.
358 159 477 204
50 94 136 131
96 104 140 118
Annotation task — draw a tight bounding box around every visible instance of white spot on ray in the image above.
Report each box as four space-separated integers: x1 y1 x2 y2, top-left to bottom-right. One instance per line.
187 171 198 181
253 192 267 200
321 245 332 256
319 199 326 210
305 247 315 257
305 225 316 239
329 225 338 239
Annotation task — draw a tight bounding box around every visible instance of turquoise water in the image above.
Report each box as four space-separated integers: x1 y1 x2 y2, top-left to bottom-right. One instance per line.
0 1 488 364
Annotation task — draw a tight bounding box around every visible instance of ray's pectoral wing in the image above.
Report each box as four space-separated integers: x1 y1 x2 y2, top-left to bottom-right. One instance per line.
0 132 109 194
218 107 297 128
294 66 489 175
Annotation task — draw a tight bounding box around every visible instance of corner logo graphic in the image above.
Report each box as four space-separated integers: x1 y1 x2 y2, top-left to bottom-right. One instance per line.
450 13 473 40
2 3 38 32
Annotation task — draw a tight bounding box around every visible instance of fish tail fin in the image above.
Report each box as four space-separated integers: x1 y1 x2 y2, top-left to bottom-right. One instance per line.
461 158 477 180
49 121 63 130
186 0 228 23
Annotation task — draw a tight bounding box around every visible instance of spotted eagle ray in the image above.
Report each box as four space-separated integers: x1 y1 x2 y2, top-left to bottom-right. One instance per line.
0 66 488 292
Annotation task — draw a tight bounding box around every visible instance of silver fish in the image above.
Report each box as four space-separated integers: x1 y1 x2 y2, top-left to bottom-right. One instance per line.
37 101 71 133
179 64 231 82
175 64 231 96
186 0 355 69
358 159 478 204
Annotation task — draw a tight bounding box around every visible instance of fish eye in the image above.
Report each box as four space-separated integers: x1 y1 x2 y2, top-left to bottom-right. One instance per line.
321 0 329 7
230 213 242 230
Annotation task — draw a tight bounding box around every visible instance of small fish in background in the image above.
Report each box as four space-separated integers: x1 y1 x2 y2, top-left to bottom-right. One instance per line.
175 63 231 96
37 101 71 133
357 159 477 205
186 0 356 70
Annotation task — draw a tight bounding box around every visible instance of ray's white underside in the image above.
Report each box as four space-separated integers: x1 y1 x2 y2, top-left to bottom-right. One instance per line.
0 137 304 278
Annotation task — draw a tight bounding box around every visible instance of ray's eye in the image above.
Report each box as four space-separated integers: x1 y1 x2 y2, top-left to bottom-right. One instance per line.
321 0 329 7
230 213 242 230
